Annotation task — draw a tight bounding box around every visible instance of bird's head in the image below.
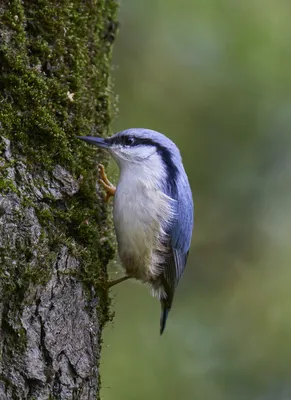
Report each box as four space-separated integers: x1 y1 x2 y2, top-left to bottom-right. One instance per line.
78 128 181 171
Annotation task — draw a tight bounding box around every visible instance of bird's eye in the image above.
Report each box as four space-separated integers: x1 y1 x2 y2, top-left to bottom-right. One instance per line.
123 136 135 146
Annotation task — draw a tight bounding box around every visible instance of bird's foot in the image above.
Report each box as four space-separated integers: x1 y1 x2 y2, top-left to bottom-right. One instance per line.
107 275 130 288
98 164 116 202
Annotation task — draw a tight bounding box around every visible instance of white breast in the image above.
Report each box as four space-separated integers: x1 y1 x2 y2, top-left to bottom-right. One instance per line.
113 155 175 281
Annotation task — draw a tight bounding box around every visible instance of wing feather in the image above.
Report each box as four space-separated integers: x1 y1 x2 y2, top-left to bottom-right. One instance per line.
162 174 194 305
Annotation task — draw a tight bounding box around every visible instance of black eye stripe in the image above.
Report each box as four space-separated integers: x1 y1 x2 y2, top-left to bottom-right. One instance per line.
108 136 135 146
109 136 162 148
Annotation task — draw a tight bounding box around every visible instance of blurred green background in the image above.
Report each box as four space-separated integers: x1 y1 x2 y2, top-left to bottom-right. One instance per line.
101 1 291 399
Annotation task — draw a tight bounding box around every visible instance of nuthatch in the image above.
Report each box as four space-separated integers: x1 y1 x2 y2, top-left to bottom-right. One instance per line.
79 129 194 334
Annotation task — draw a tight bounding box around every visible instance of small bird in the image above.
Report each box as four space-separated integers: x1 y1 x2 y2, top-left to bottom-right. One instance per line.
78 128 194 334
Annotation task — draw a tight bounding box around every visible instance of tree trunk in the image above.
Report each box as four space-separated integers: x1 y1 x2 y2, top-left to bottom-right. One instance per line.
0 0 117 398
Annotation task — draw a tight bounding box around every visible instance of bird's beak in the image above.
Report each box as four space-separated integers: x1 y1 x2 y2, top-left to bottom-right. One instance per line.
77 136 110 149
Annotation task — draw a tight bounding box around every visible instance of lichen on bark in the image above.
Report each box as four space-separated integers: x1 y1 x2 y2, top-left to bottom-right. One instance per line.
0 0 118 398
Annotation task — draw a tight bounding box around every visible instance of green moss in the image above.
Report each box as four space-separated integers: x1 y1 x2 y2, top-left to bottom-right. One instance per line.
0 0 118 174
0 0 119 370
0 176 18 194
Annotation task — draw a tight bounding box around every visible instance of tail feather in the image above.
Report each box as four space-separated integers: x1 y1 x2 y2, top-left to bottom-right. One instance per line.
160 305 170 335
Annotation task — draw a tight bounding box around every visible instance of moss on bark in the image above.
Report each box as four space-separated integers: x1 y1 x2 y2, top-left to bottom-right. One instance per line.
0 0 118 398
0 0 117 168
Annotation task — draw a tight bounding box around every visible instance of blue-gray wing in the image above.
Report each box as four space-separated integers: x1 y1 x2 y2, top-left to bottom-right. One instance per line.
162 174 194 302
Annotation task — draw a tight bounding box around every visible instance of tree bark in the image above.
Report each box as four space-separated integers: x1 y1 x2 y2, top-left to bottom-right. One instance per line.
0 0 117 398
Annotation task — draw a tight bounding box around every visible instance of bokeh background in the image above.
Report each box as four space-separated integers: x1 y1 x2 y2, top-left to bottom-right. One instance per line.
101 1 291 399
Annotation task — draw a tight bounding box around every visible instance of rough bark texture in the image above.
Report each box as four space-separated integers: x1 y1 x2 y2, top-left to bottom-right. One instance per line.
0 0 117 398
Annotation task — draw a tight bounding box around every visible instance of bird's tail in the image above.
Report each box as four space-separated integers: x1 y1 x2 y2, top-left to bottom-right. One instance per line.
160 302 170 335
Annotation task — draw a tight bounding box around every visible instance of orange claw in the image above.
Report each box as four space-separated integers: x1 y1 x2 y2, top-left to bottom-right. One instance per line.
98 164 116 202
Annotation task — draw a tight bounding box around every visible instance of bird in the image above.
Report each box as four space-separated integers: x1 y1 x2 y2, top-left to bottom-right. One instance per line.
78 128 194 334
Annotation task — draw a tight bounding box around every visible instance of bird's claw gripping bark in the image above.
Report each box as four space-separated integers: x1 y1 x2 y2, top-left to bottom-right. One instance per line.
106 275 130 288
98 164 116 202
